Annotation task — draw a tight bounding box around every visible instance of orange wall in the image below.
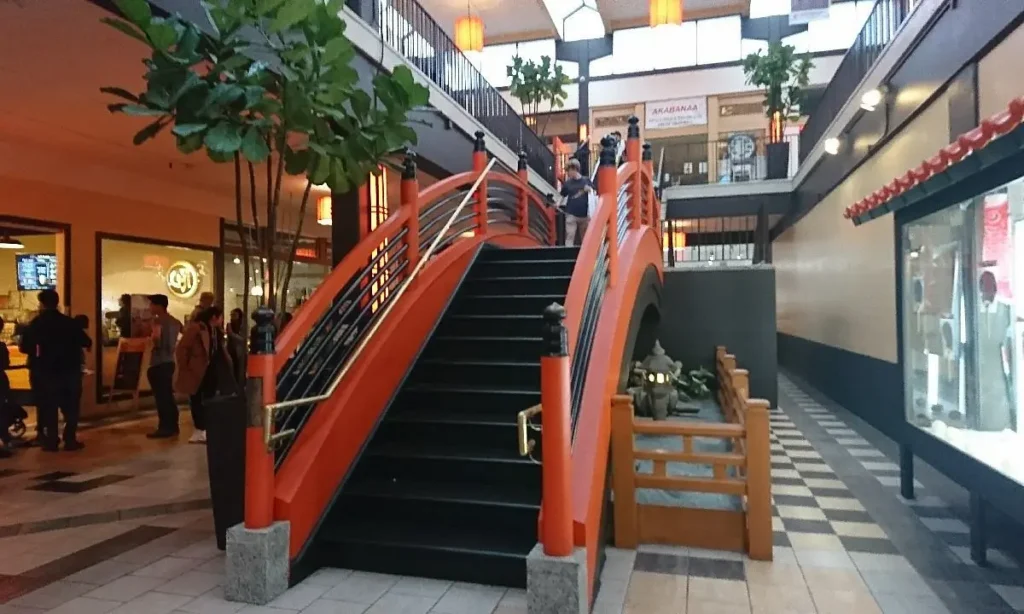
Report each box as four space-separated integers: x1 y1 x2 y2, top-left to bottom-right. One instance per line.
1 175 222 418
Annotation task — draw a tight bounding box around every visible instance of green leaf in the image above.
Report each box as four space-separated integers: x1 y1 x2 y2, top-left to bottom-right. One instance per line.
270 0 315 33
100 17 149 45
327 157 350 192
255 0 288 15
169 72 203 107
176 132 204 154
120 104 167 117
204 121 243 153
322 37 352 63
145 21 178 51
309 153 330 185
285 148 311 175
207 148 234 163
114 0 152 26
99 87 140 103
171 123 208 137
199 83 244 115
132 118 166 145
241 126 271 162
212 53 250 76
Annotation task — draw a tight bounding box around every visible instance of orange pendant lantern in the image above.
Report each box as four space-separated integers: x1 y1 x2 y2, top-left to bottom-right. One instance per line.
454 15 484 52
316 195 332 226
649 0 682 27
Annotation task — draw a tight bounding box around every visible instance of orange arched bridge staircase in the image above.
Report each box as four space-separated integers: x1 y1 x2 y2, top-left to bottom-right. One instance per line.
243 122 665 598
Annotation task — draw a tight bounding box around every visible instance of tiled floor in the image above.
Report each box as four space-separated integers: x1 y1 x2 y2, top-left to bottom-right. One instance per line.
2 377 1023 613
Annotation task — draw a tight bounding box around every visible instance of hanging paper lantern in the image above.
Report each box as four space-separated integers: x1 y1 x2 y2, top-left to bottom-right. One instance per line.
316 195 332 226
454 15 484 52
649 0 682 27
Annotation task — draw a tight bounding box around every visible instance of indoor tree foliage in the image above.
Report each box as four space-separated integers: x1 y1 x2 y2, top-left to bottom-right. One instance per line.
100 0 429 324
506 54 570 136
741 41 813 141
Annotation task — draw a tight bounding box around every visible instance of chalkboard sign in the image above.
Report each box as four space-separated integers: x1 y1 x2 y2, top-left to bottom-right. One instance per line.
111 338 148 392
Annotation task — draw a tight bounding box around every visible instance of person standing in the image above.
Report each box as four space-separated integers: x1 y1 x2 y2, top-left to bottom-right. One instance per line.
146 294 183 439
18 290 91 451
189 292 216 323
175 306 231 444
226 308 246 386
0 316 13 458
559 158 594 247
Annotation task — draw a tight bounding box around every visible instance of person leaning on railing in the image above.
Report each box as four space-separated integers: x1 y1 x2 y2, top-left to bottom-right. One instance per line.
558 158 594 247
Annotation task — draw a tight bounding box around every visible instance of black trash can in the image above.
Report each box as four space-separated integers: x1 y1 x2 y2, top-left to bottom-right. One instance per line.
204 392 248 550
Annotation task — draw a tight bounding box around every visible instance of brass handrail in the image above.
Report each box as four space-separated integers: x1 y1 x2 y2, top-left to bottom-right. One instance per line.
263 157 500 450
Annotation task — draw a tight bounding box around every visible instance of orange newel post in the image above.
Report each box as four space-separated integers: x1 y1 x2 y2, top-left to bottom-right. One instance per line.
517 151 530 236
597 137 618 287
642 143 655 229
626 117 642 230
401 152 420 271
540 303 573 557
472 131 489 236
245 307 277 530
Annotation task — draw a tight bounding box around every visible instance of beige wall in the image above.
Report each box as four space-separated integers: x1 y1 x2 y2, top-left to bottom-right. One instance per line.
774 94 951 363
978 21 1024 118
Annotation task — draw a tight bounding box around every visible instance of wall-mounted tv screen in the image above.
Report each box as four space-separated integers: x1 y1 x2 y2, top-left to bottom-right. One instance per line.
16 254 58 292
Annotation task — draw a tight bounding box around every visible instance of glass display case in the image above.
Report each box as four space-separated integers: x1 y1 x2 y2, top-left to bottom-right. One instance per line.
901 175 1024 486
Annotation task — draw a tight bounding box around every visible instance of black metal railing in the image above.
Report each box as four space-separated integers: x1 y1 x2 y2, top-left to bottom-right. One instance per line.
799 0 914 162
366 0 556 184
662 215 760 268
649 132 799 187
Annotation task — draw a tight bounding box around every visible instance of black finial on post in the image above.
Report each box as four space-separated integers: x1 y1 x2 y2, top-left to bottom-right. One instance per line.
642 143 652 161
474 130 486 152
627 116 640 139
250 306 276 355
402 149 417 179
599 136 616 167
518 151 528 171
542 303 568 357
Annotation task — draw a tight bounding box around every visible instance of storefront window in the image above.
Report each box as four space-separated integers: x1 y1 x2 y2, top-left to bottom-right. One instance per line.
222 255 329 317
98 238 216 397
902 176 1024 486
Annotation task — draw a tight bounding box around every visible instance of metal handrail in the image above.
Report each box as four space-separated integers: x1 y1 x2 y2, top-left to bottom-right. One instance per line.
263 157 499 449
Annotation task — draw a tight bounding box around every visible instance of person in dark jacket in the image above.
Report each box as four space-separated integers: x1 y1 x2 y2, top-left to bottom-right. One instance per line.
19 290 91 451
0 316 13 458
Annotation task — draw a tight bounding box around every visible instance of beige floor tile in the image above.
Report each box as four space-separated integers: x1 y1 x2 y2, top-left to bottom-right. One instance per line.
772 485 813 497
390 577 453 599
625 571 687 608
687 578 748 606
788 533 844 552
801 568 867 591
803 478 845 489
776 506 826 521
814 497 864 511
624 603 678 614
744 561 807 588
810 586 882 614
748 584 816 614
687 597 751 614
772 516 785 531
830 521 887 539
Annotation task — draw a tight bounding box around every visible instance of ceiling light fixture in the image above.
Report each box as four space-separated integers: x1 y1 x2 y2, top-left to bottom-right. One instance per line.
824 137 841 155
649 0 683 27
0 235 25 249
860 87 885 112
454 0 484 52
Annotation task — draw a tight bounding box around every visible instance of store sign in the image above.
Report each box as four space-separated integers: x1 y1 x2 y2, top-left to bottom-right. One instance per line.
645 97 707 130
721 102 765 117
594 112 634 128
166 261 201 299
726 134 757 161
790 0 830 25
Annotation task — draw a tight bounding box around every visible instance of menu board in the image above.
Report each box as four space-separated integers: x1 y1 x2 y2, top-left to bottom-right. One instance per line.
111 338 148 393
15 254 57 291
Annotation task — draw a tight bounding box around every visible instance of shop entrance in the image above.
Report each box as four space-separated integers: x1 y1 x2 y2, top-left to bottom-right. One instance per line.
0 216 70 417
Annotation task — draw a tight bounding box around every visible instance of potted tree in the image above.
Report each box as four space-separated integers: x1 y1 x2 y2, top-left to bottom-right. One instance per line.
742 41 813 179
507 54 571 138
100 0 429 547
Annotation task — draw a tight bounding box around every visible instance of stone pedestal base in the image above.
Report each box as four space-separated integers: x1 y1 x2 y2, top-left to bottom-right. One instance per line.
225 521 290 605
526 544 588 614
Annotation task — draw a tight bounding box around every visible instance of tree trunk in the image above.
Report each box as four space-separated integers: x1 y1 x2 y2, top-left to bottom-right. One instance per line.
234 155 251 335
279 181 313 312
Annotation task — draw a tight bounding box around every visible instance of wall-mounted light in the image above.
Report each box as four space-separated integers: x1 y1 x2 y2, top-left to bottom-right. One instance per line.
824 137 841 155
649 0 683 27
0 235 24 249
578 123 589 144
233 256 241 265
860 87 885 112
317 195 332 226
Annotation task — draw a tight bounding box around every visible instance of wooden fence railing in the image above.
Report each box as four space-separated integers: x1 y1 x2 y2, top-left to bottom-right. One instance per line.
716 345 750 426
610 348 773 559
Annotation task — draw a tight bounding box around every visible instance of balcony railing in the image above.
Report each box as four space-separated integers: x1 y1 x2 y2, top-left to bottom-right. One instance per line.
352 0 556 185
644 133 798 187
799 0 914 162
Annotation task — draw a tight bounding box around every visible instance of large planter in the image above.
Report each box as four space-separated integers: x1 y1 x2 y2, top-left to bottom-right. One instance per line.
765 141 791 180
204 392 248 550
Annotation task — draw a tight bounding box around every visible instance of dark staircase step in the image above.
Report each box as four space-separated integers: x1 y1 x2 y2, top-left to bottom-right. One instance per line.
481 246 580 262
453 294 567 316
395 383 539 414
439 314 545 337
464 276 571 296
423 336 542 362
474 258 576 278
319 516 532 587
411 359 540 388
380 408 531 451
354 440 541 488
